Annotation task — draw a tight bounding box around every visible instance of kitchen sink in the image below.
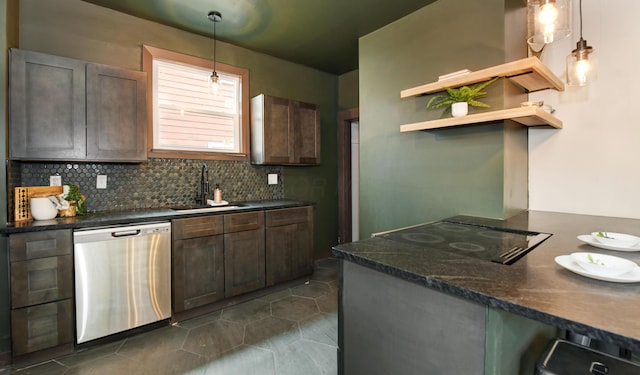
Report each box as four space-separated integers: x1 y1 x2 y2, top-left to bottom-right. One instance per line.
170 204 245 213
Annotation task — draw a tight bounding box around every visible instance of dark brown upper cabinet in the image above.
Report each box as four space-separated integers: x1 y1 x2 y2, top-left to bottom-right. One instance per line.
251 94 320 166
9 49 147 162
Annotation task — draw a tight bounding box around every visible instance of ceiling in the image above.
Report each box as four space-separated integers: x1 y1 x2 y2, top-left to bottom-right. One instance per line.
81 0 438 75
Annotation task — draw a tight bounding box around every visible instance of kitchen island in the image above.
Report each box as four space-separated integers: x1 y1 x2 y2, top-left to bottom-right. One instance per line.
332 211 640 374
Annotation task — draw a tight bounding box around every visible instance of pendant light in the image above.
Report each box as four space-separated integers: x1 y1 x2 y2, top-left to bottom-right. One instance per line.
527 0 571 50
208 11 222 95
566 0 593 86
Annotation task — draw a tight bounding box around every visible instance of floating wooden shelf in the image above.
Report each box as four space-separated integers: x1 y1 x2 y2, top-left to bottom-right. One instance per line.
400 106 562 132
400 57 564 99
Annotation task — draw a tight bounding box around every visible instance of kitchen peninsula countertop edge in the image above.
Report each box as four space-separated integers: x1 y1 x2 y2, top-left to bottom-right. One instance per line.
332 210 640 352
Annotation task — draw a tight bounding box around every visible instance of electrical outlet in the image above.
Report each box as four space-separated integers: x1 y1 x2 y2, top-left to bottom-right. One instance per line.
97 175 107 189
50 176 62 186
268 174 278 185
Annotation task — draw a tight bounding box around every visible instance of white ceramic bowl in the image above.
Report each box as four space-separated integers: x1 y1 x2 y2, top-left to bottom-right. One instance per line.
591 232 640 248
30 197 58 220
570 252 637 277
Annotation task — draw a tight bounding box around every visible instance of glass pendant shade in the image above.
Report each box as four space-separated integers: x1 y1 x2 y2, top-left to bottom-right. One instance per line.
566 39 593 86
527 0 572 48
210 71 220 95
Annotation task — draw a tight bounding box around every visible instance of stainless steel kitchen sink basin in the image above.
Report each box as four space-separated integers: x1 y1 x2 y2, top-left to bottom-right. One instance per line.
170 204 244 213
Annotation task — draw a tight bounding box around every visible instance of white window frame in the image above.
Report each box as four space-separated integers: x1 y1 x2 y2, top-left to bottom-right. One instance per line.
142 45 250 161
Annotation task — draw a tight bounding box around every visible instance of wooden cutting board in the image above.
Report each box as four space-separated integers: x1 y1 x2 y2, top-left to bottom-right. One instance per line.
14 186 64 221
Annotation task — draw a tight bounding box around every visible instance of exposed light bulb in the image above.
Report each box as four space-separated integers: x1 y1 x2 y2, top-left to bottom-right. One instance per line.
210 71 220 96
566 39 593 86
539 2 559 43
575 59 590 85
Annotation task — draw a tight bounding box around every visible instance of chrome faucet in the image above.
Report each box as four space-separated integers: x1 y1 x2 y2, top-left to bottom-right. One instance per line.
199 164 209 205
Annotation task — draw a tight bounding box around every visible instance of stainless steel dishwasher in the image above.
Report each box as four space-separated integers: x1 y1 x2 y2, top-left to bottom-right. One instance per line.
74 222 172 344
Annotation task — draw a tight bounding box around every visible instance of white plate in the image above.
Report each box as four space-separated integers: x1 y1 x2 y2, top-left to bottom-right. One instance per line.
591 232 640 247
555 255 640 283
570 252 637 277
577 235 640 252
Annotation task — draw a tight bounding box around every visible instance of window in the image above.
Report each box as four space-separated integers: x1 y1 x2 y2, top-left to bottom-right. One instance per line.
142 45 250 161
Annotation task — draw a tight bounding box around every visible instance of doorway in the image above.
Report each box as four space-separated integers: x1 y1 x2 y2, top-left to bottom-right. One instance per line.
337 108 359 244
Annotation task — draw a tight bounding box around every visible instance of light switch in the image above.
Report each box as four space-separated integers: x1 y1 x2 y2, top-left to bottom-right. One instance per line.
50 176 62 186
97 175 107 189
268 174 278 185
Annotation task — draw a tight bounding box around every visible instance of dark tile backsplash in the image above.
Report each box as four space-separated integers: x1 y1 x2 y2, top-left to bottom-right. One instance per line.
8 159 283 218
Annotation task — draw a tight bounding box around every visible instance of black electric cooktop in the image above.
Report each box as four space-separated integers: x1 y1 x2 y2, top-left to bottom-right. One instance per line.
377 219 552 265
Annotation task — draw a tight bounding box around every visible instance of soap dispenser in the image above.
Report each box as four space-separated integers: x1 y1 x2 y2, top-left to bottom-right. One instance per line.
214 184 223 203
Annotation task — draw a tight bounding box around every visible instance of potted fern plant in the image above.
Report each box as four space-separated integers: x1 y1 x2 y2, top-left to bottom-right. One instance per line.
426 77 499 118
65 183 87 216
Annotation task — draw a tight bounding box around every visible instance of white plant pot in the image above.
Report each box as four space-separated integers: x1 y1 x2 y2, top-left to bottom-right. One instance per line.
451 102 468 117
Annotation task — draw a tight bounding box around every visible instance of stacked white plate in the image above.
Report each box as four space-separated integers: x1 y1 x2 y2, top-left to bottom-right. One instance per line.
556 232 640 282
577 232 640 252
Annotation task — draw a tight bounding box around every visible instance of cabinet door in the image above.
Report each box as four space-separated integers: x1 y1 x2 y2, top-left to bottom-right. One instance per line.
9 229 72 262
290 220 314 279
11 255 73 308
86 63 148 162
266 221 313 286
173 234 225 312
9 49 86 160
265 206 314 285
263 95 293 164
11 299 74 356
224 228 265 298
293 100 320 165
266 224 294 286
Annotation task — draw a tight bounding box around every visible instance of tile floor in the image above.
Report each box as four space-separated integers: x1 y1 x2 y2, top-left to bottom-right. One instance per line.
1 258 338 375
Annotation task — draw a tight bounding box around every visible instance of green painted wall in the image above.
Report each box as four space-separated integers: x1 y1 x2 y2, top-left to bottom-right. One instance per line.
338 69 359 110
16 0 338 259
358 0 527 237
485 307 557 374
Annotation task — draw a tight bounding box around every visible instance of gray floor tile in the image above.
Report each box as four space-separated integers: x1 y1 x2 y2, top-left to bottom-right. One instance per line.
183 320 245 357
64 353 146 375
117 325 189 360
290 280 333 299
56 340 124 367
187 345 276 375
245 317 299 348
177 310 222 329
299 313 338 347
1 257 338 375
220 299 271 324
271 295 320 321
2 361 67 375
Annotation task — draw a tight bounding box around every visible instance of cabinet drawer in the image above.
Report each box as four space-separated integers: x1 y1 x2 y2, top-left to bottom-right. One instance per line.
266 206 312 227
224 211 264 233
173 215 224 240
11 299 74 356
9 230 72 262
11 254 73 308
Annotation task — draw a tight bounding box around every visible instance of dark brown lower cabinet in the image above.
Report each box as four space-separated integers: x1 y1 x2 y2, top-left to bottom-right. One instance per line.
172 216 225 312
224 215 265 298
266 206 314 286
172 206 311 315
11 300 74 356
8 230 74 359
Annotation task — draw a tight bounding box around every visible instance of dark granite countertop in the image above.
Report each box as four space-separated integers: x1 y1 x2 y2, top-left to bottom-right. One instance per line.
332 210 640 352
1 200 313 234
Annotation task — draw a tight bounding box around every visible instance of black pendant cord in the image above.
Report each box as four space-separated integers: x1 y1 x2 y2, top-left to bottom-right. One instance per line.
579 0 583 41
213 18 217 73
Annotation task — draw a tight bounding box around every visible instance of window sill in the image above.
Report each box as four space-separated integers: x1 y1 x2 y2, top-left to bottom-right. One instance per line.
148 149 249 162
